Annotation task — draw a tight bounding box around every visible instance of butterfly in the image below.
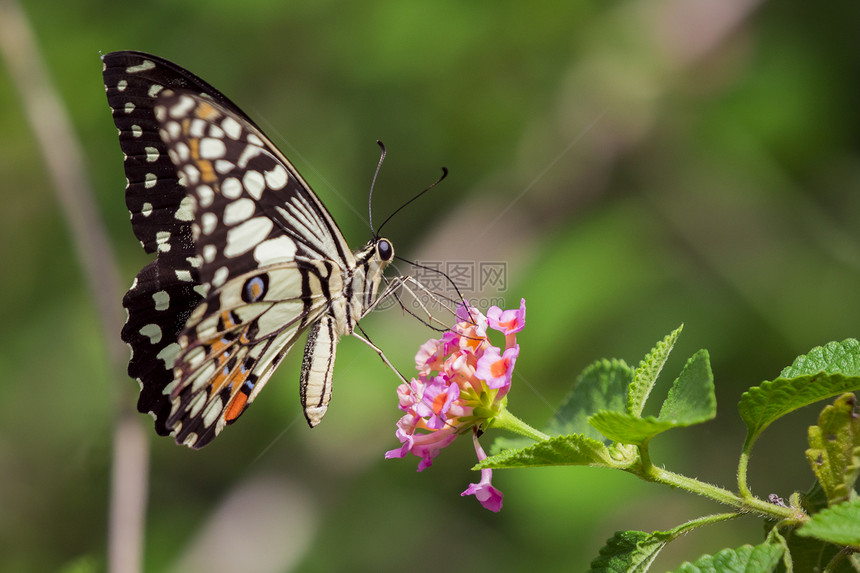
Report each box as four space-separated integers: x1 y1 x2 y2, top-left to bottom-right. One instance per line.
103 51 403 448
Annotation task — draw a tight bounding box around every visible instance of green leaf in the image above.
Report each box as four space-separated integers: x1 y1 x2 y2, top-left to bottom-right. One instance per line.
780 339 860 378
779 530 852 573
672 542 784 573
627 325 683 417
548 358 632 440
658 349 716 425
589 530 672 573
796 498 860 548
741 340 860 447
589 352 715 444
475 433 625 470
805 393 860 505
589 411 675 445
739 375 860 448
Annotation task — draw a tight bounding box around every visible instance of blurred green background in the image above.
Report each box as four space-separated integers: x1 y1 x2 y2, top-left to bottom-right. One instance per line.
2 0 860 571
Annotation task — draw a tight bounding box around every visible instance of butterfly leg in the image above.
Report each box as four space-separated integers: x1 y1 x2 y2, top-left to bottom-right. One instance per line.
351 325 410 386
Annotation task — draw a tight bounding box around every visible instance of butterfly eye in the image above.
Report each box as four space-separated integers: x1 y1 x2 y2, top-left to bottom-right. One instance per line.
377 239 394 261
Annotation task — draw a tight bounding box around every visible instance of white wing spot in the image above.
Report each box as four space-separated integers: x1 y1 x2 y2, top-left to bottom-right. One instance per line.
188 391 208 418
131 124 142 138
124 102 135 114
148 84 164 98
203 244 217 263
236 144 260 168
144 173 157 189
165 121 181 140
243 170 266 200
202 397 224 428
126 60 156 74
221 177 242 199
145 147 159 162
254 236 297 265
213 266 229 287
152 291 170 311
117 80 128 92
265 165 289 190
140 323 163 344
223 198 256 225
215 160 235 174
194 284 210 297
199 138 226 160
197 184 214 207
221 116 242 139
156 231 171 253
208 124 225 139
175 269 192 282
182 164 200 185
141 202 153 217
201 212 218 235
189 118 207 138
175 141 190 162
247 133 264 146
225 217 274 258
175 194 195 221
169 95 196 119
187 255 203 268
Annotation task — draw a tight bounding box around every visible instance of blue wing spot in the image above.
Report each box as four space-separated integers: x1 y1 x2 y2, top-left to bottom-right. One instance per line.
242 274 269 303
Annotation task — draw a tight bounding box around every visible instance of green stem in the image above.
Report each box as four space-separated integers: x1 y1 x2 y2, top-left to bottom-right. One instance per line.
489 409 550 442
737 435 754 499
637 464 801 521
664 512 741 539
737 450 752 499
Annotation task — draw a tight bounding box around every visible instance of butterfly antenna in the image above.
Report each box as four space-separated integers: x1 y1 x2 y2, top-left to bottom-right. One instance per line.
368 140 387 233
376 166 448 236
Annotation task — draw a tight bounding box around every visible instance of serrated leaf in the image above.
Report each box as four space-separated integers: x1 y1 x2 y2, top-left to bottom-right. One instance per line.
741 340 860 447
628 325 683 417
672 542 784 573
739 374 860 447
658 349 716 425
780 529 851 573
589 411 676 445
476 433 621 470
589 530 672 573
548 359 632 440
780 339 860 378
806 393 860 505
797 498 860 548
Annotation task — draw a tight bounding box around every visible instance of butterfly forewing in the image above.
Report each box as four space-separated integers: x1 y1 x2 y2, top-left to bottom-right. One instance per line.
103 51 393 448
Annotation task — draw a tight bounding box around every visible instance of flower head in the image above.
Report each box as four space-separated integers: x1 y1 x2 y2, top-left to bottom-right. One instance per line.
386 299 527 511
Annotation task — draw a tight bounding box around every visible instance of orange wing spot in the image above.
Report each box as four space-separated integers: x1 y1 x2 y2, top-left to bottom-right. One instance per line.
210 364 232 395
223 391 249 422
221 311 238 328
186 137 216 183
198 158 216 183
195 101 218 120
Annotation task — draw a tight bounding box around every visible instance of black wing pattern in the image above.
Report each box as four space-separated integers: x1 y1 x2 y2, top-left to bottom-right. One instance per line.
103 51 356 447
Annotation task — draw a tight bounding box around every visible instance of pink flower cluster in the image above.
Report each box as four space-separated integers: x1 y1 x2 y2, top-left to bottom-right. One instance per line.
386 299 527 511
